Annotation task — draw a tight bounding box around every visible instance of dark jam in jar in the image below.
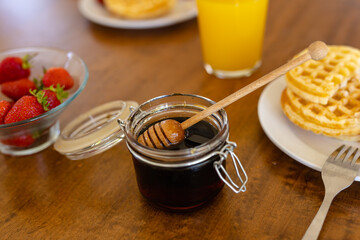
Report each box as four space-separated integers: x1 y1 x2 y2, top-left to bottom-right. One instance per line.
132 117 225 211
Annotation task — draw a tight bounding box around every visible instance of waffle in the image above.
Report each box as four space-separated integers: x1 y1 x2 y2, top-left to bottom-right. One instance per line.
104 0 176 19
286 46 360 104
281 76 360 141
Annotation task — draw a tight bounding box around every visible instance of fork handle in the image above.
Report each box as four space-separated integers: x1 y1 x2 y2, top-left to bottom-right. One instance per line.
302 192 336 240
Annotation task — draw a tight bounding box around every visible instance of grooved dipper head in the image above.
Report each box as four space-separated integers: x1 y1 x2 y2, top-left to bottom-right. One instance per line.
137 119 185 149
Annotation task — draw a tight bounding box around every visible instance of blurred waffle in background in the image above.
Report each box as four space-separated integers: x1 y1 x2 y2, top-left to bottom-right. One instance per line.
104 0 176 19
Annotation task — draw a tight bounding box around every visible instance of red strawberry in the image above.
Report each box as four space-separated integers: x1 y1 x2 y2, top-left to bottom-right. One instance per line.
97 0 104 5
0 55 31 83
0 100 13 124
42 89 61 110
31 85 68 111
1 78 36 101
2 134 35 147
4 96 45 124
42 67 74 90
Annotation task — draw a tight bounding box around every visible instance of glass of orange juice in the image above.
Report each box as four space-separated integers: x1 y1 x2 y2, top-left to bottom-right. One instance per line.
196 0 268 78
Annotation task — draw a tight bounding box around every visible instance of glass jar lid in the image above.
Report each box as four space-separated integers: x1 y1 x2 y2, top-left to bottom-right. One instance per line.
54 100 138 160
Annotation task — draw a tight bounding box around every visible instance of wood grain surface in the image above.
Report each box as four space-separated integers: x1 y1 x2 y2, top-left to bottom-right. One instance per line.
0 0 360 239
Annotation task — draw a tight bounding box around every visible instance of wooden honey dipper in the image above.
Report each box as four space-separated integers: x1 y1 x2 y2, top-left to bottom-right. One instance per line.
138 41 328 149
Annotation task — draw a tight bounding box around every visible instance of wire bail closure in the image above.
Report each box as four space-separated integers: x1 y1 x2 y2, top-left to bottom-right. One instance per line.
213 141 248 193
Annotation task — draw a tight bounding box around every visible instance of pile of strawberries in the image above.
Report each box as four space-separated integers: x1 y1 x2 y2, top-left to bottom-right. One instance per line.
0 55 74 147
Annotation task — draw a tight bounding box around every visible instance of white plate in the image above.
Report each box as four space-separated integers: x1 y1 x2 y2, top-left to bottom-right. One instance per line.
258 76 360 181
78 0 197 29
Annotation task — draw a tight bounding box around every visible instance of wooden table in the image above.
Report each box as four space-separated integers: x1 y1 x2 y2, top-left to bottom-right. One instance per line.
0 0 359 239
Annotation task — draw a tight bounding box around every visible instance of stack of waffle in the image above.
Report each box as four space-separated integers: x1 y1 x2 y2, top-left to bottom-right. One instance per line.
281 45 360 140
104 0 176 19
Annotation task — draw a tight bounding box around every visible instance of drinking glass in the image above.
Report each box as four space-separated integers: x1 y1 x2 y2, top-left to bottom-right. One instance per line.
196 0 268 78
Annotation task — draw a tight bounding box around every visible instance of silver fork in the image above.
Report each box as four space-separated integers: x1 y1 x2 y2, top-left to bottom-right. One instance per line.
302 145 360 240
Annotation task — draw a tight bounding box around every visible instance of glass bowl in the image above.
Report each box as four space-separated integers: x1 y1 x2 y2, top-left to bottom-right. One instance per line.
0 47 88 156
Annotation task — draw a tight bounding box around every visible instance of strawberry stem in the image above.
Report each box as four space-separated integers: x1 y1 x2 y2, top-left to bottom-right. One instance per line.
51 84 68 102
21 54 36 69
30 84 69 111
30 89 50 111
33 78 44 90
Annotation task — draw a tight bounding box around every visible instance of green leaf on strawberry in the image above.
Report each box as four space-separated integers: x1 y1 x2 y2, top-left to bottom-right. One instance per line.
33 77 44 90
30 84 68 111
21 54 32 70
30 89 50 111
51 84 68 102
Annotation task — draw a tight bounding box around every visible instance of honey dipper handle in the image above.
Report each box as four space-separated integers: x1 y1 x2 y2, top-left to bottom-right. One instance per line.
180 41 328 130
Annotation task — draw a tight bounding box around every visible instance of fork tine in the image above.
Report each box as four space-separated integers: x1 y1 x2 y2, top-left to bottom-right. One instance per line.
328 145 346 162
342 146 353 162
337 146 352 162
350 148 359 166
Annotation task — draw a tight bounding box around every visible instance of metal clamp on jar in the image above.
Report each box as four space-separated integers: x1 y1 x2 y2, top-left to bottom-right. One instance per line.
213 141 247 194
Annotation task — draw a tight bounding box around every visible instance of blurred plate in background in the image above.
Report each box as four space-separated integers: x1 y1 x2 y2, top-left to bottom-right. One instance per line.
78 0 197 29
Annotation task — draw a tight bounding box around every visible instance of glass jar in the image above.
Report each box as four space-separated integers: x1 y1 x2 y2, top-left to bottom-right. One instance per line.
121 93 247 211
55 95 247 212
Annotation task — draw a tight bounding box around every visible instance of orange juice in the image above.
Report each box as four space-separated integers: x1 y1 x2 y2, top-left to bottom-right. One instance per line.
196 0 268 78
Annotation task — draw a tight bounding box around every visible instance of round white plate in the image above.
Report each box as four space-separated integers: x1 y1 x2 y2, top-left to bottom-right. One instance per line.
78 0 197 29
258 76 360 181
